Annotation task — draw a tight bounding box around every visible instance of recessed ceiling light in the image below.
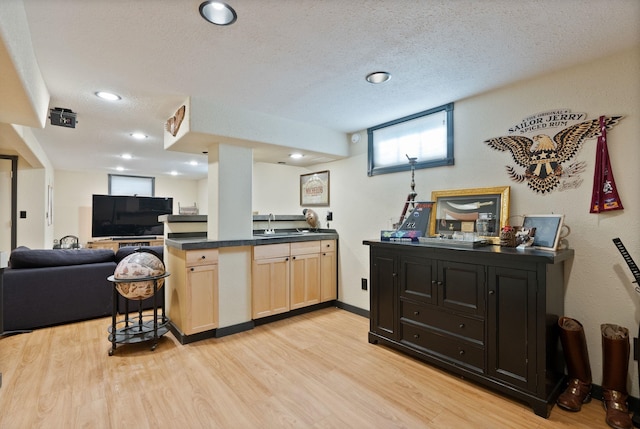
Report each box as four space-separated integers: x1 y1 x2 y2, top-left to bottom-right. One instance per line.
366 71 391 84
130 132 148 140
122 153 132 160
199 1 237 26
170 171 179 176
95 91 121 101
189 160 198 166
116 166 124 171
289 153 304 159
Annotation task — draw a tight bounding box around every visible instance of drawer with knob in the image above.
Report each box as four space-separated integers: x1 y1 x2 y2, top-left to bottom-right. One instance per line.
401 300 484 345
186 248 219 267
400 321 484 373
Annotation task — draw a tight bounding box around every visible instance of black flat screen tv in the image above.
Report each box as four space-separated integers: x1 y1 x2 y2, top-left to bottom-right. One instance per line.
92 194 173 238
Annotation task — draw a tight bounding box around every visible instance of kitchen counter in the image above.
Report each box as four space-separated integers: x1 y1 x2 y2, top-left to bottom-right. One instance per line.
164 229 339 343
166 229 339 250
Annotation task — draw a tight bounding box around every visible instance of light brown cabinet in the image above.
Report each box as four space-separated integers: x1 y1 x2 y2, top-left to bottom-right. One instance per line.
166 246 218 336
290 241 321 309
252 243 290 319
320 239 337 302
252 239 337 319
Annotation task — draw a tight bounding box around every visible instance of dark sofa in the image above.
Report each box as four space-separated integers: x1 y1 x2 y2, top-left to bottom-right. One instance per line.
1 245 164 332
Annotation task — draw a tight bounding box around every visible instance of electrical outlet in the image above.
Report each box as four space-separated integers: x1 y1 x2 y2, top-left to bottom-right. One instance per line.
326 211 333 221
361 278 368 290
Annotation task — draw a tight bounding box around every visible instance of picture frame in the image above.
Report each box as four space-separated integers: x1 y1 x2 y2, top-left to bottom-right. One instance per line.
300 170 330 206
522 214 565 251
429 186 510 244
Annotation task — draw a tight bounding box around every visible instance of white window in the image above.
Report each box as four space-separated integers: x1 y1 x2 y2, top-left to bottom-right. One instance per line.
367 103 454 176
109 174 155 196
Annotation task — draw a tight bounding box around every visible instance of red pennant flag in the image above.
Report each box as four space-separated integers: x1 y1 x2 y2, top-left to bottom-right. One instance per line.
590 115 623 213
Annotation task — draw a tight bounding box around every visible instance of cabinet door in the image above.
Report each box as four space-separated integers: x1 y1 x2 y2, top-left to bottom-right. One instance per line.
290 253 320 310
437 260 485 316
486 266 537 391
320 249 337 302
399 253 435 305
252 256 290 319
370 248 398 340
186 264 219 334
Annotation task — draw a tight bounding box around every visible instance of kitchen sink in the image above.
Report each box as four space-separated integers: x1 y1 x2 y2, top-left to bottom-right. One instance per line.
254 231 314 237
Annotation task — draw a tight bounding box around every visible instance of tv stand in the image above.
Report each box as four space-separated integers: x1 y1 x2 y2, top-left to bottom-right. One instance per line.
87 237 163 252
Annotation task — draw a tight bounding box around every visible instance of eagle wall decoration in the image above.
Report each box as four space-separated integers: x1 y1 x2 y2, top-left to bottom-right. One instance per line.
484 112 622 194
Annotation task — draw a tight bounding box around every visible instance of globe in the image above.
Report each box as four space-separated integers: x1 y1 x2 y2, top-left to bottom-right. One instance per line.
114 250 165 300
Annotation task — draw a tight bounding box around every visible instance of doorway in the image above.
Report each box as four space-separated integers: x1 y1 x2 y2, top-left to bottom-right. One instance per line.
0 155 17 251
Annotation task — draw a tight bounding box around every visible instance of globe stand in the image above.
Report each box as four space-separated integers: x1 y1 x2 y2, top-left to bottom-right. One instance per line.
107 273 170 356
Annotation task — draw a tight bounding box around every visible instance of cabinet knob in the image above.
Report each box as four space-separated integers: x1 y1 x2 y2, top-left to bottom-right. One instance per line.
292 256 296 260
392 272 397 277
286 257 289 261
459 349 465 356
437 281 443 286
489 290 495 295
201 255 206 259
459 323 465 329
414 311 420 316
413 334 420 339
190 267 194 272
431 280 437 285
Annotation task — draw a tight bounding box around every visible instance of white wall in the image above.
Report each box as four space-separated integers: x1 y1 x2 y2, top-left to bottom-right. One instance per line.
53 169 200 246
252 162 310 216
16 167 53 248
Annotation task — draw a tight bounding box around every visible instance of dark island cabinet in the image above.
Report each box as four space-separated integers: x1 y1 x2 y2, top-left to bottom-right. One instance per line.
364 240 573 418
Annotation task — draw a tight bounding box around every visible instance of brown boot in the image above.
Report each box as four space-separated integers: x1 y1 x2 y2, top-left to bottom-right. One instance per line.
557 317 592 411
601 324 632 429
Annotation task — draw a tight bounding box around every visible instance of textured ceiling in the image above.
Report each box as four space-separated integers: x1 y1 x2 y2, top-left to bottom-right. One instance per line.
10 0 640 179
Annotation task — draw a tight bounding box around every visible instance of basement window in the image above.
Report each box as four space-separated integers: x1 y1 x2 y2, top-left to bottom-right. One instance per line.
367 103 454 176
109 174 155 196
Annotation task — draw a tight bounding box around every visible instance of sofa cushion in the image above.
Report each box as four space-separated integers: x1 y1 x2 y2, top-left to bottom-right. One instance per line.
8 247 115 269
115 246 164 263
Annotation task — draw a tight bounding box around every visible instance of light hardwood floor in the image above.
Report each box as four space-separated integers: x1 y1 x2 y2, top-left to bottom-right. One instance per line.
0 307 612 428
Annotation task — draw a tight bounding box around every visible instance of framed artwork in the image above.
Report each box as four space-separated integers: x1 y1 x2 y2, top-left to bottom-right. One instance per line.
522 214 565 251
429 186 510 244
300 170 330 206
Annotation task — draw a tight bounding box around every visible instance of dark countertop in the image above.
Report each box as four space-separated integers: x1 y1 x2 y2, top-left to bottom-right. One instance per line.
363 239 574 264
167 229 339 250
159 214 207 223
159 214 307 223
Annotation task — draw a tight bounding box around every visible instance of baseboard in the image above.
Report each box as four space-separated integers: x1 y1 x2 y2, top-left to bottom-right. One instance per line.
334 301 369 318
254 301 335 326
215 321 255 338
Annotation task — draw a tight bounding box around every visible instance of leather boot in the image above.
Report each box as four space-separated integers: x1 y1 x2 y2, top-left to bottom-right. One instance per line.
601 323 632 429
557 317 592 411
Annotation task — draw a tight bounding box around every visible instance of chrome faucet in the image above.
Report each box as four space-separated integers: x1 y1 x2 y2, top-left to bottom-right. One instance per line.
265 213 275 234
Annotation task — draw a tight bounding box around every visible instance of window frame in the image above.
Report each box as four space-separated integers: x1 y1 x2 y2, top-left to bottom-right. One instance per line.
367 102 454 176
108 174 155 196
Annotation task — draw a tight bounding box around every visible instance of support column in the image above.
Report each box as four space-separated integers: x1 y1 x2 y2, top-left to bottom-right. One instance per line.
207 144 253 240
207 144 253 327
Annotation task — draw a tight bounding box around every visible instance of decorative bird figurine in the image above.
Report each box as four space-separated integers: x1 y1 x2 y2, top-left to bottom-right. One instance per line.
303 208 319 229
484 116 622 193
